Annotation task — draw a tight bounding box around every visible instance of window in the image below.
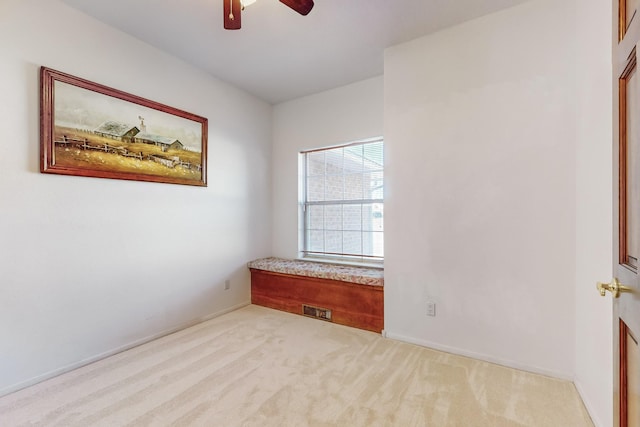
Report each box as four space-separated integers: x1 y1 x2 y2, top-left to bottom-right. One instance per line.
301 139 384 263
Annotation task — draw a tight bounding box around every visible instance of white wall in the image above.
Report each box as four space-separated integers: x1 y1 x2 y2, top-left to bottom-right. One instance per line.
269 1 616 424
574 0 614 424
384 0 577 378
271 76 384 258
0 0 272 395
0 0 615 422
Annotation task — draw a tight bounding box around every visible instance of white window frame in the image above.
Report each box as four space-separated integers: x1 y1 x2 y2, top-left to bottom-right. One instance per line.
299 138 384 266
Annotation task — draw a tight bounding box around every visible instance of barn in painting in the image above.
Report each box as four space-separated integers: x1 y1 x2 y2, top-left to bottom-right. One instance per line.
134 133 184 151
94 121 140 142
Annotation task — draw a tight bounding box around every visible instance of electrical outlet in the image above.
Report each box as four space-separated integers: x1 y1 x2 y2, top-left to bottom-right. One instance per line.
426 301 436 317
224 280 230 290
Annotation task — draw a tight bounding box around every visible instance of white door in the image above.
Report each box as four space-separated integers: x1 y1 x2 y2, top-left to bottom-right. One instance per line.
610 1 640 425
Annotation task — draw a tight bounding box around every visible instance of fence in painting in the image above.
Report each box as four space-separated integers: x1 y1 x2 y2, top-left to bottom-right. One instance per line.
54 136 202 172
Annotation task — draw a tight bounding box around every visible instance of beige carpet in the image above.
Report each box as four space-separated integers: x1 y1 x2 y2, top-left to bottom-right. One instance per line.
0 305 593 426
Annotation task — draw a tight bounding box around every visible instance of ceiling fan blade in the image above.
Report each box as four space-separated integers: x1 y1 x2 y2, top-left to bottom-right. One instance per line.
224 0 242 29
279 0 314 16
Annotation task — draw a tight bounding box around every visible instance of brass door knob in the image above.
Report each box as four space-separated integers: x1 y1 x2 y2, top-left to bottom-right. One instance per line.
597 278 633 298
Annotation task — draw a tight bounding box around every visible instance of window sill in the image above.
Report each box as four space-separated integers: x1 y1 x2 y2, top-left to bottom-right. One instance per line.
297 256 384 269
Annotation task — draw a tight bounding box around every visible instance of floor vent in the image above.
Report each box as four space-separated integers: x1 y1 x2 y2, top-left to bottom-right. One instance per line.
302 304 332 321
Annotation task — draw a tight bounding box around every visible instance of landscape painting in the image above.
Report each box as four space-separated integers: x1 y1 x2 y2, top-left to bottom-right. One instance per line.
40 67 207 186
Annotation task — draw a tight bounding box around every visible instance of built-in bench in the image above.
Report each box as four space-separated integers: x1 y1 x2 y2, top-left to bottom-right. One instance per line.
248 257 384 333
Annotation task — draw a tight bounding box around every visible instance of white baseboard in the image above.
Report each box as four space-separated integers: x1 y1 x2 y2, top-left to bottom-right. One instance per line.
199 302 250 323
574 379 605 427
0 301 250 398
384 331 573 381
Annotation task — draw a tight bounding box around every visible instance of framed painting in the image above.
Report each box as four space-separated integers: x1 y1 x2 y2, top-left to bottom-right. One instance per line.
40 67 207 186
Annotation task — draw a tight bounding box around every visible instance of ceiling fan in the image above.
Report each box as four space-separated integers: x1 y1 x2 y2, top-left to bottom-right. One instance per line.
224 0 314 29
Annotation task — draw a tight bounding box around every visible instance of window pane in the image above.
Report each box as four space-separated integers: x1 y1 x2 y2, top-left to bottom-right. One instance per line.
325 231 343 253
324 205 342 231
325 147 344 174
308 205 324 230
363 231 384 257
308 230 324 253
364 141 384 168
373 204 383 231
343 231 362 255
307 176 324 202
344 145 364 173
343 205 362 231
362 203 383 232
307 151 325 176
344 173 364 200
325 174 344 201
364 171 384 199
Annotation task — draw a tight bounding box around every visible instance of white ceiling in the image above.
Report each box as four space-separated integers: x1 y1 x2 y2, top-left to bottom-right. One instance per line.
61 0 530 104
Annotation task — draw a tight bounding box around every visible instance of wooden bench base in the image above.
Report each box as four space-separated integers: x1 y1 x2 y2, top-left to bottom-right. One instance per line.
250 269 384 333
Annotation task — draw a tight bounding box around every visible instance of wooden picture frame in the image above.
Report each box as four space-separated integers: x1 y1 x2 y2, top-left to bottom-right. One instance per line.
40 67 207 187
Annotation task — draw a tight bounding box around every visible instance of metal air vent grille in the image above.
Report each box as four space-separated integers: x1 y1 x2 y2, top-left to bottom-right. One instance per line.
302 304 332 321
